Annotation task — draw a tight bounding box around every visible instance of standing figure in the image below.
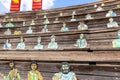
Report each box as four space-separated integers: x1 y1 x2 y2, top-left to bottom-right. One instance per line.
106 10 116 17
61 23 69 32
23 21 26 26
41 25 49 33
76 34 87 48
52 62 77 80
78 22 88 30
4 28 12 35
3 39 12 49
34 37 43 50
5 22 14 27
112 30 120 48
16 36 25 49
1 61 20 80
26 26 33 34
48 35 58 49
107 18 119 28
28 62 43 80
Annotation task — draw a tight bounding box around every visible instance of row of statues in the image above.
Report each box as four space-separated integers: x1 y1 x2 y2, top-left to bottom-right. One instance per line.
2 17 119 36
0 9 118 28
3 34 87 50
0 61 76 80
3 30 120 50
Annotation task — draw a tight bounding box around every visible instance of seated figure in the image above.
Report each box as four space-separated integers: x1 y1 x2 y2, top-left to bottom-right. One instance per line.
28 62 43 80
107 18 119 28
43 18 50 25
5 22 14 27
53 18 60 23
3 39 12 49
85 14 94 20
16 36 25 49
14 28 22 35
106 10 117 17
30 20 35 25
61 23 69 32
1 62 20 80
52 62 77 80
70 11 76 21
78 22 88 30
0 23 3 27
96 6 104 11
26 26 33 34
4 28 12 35
23 21 26 26
112 30 120 48
41 25 49 33
34 37 43 50
48 35 58 49
76 34 87 48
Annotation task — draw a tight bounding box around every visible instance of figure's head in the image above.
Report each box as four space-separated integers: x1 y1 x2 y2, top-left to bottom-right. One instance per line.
6 39 10 43
37 37 41 44
79 21 84 26
109 18 113 22
44 25 47 28
61 62 70 74
32 19 34 23
7 28 10 31
9 61 15 69
29 26 32 30
72 11 76 15
109 10 113 13
20 36 24 42
80 34 84 39
30 61 38 71
51 35 56 42
55 18 58 21
63 22 66 27
117 30 120 39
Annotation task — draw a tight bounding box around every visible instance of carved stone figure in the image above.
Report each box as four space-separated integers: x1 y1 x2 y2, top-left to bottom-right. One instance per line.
85 14 94 19
112 30 120 48
26 26 33 34
76 34 87 48
1 62 20 80
34 37 43 50
4 28 12 35
28 62 43 80
78 22 88 30
106 10 117 17
5 22 14 27
3 39 12 49
48 35 58 49
16 36 25 49
107 18 119 28
52 62 77 80
61 23 69 32
41 25 49 33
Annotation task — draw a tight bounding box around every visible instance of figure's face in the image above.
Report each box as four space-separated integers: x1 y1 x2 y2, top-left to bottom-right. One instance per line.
80 34 84 39
80 22 84 26
109 18 113 22
6 39 9 43
9 62 14 68
20 39 23 42
63 23 66 27
62 64 69 74
37 38 41 44
51 38 55 42
29 27 31 29
31 63 37 71
109 10 113 13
